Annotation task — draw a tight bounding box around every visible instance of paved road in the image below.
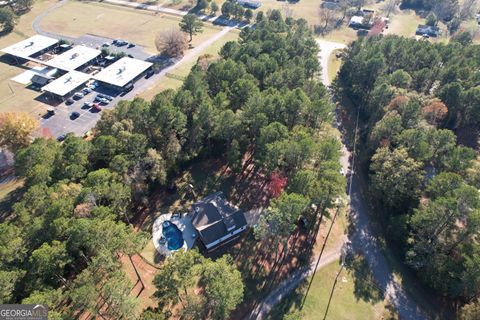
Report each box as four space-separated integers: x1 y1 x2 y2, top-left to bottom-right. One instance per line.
250 40 428 320
103 0 245 27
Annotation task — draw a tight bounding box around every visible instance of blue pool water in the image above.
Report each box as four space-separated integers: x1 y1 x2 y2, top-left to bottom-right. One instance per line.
162 220 184 250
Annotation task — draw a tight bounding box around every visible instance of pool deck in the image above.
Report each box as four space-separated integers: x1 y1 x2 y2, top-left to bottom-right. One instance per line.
152 212 196 256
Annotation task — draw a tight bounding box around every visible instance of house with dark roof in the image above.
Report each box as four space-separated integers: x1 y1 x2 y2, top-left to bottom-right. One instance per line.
416 24 440 37
191 192 247 251
237 0 261 9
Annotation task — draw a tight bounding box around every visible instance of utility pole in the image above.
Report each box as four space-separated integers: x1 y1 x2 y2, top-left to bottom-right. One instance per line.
300 203 342 309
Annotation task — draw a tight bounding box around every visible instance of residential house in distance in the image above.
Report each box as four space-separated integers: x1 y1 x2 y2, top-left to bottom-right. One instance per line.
416 24 440 37
236 0 261 9
191 192 247 251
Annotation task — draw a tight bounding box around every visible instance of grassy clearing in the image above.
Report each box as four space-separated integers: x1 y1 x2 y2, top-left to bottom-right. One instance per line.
40 1 221 54
0 0 56 115
269 258 394 320
327 49 342 84
386 10 424 37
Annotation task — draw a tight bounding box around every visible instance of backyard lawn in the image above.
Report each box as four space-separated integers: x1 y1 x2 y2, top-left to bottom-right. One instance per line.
39 1 222 54
269 258 394 320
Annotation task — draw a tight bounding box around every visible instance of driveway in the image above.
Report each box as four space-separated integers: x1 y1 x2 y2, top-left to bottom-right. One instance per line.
316 39 346 86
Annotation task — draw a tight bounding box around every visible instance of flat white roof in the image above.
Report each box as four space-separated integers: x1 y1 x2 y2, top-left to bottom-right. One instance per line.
93 57 152 87
45 45 101 71
42 71 90 97
350 16 364 25
1 35 58 58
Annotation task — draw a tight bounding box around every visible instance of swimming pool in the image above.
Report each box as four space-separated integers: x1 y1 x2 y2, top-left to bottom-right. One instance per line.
161 220 184 251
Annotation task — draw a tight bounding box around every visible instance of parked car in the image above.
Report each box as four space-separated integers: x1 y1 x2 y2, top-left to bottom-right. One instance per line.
104 95 113 101
83 102 93 109
82 87 92 94
73 92 84 100
66 98 74 105
115 40 128 46
127 54 134 58
127 43 135 48
123 83 133 93
92 103 102 111
145 69 154 79
88 81 99 89
70 112 80 120
47 108 55 115
102 42 110 47
99 98 109 105
57 134 67 142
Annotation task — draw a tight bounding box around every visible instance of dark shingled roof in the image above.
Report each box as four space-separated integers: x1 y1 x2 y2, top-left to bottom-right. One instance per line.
191 192 247 246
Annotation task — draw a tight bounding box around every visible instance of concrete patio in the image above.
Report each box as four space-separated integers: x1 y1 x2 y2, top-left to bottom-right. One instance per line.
152 212 196 256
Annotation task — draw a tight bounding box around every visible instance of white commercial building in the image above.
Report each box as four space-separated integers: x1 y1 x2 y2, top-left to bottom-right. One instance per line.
44 45 101 71
42 71 91 97
93 57 152 88
1 35 58 59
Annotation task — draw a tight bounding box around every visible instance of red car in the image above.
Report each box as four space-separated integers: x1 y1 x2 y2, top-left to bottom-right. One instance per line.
92 103 102 111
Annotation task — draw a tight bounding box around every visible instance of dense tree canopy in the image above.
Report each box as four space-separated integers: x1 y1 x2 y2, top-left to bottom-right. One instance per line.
337 35 480 305
2 12 344 319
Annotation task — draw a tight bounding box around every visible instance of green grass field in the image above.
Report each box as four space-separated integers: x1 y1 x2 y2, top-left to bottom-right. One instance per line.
269 258 393 320
40 1 222 54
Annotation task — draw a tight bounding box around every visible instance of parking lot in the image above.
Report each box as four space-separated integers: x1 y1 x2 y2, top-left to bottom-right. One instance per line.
40 68 159 139
40 85 118 138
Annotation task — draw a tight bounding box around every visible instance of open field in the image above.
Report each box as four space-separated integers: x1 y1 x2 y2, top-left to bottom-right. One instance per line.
139 29 239 100
385 9 424 37
0 0 56 115
39 1 222 54
268 258 393 320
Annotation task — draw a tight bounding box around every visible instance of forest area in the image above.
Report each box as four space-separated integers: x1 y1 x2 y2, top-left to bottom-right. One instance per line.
336 34 480 318
0 12 345 319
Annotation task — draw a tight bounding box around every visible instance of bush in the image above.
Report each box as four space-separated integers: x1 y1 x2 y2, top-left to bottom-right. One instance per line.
0 7 16 33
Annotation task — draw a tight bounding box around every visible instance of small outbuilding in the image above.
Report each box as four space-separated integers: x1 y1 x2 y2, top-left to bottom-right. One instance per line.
349 16 365 28
191 192 247 251
416 24 440 37
237 0 261 9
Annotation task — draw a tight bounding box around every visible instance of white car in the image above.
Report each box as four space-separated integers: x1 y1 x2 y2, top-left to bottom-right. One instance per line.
73 92 84 99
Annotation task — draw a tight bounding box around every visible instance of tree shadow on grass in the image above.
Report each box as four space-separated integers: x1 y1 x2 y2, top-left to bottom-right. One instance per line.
0 184 25 221
345 253 385 304
266 279 308 320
